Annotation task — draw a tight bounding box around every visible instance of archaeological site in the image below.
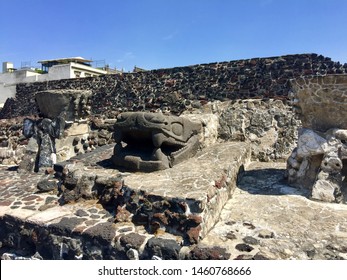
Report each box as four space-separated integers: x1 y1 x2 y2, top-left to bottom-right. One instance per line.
1 53 347 260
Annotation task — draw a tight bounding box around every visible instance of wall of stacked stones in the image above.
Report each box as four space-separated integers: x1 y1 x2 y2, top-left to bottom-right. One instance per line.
216 99 300 161
1 53 346 119
0 53 346 163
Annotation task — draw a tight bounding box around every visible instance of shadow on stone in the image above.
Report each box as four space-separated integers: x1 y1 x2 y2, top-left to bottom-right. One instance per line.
95 158 114 169
237 168 310 197
6 166 18 171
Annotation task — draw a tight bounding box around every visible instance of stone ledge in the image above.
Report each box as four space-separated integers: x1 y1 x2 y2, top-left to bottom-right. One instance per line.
122 142 251 240
0 141 251 259
57 142 251 242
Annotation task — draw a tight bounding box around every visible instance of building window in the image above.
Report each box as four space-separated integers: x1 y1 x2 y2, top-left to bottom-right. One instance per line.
74 71 81 78
85 73 91 77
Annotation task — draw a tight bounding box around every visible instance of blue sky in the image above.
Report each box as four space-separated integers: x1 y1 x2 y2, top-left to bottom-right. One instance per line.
1 0 346 71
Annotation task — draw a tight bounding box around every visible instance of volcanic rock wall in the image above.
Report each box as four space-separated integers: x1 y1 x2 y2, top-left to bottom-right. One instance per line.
1 53 346 119
217 99 299 161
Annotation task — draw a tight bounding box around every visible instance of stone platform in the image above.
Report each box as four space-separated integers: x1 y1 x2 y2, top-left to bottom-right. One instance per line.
0 141 251 259
202 162 347 260
2 143 347 260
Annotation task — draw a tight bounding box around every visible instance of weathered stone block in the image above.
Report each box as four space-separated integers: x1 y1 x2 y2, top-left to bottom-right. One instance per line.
35 89 91 121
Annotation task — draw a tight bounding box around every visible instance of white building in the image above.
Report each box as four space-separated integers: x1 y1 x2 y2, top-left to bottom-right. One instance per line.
0 57 108 104
38 57 107 79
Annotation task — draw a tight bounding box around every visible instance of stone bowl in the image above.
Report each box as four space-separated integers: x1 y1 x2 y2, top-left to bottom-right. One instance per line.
35 89 91 121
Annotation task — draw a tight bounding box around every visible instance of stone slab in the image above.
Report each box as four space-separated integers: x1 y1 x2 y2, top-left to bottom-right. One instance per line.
3 208 37 220
27 206 75 224
1 154 347 259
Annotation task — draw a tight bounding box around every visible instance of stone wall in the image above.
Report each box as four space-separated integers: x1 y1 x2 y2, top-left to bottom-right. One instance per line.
1 53 346 119
181 98 300 162
0 99 299 165
216 99 300 161
0 117 27 165
286 74 347 203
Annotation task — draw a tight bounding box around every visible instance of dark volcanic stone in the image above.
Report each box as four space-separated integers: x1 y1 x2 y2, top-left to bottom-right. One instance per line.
242 222 256 229
114 207 131 222
117 227 133 233
72 137 80 146
145 237 180 260
22 206 36 210
83 222 116 245
305 248 316 259
132 212 149 225
75 209 89 217
253 252 270 260
49 217 86 235
187 225 201 244
98 138 107 146
242 236 260 245
235 243 254 252
234 254 254 260
38 133 54 168
225 220 236 226
226 231 237 240
188 246 231 260
90 214 100 219
120 233 146 250
62 190 77 203
37 179 58 192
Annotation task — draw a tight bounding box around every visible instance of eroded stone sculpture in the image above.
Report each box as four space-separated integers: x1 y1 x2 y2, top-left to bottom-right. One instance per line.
35 89 91 121
287 75 347 203
21 117 65 171
112 112 202 171
19 89 91 172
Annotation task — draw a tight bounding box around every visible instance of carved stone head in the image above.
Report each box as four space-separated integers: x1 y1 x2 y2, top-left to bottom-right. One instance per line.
112 112 202 172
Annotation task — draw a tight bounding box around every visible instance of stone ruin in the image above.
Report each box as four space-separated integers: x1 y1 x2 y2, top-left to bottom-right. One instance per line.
1 61 347 260
287 74 347 203
18 89 204 174
19 89 92 172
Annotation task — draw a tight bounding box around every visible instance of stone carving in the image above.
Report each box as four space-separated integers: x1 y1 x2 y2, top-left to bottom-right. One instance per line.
35 89 92 121
112 112 202 171
19 89 92 172
287 75 347 203
19 116 65 172
287 128 346 202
